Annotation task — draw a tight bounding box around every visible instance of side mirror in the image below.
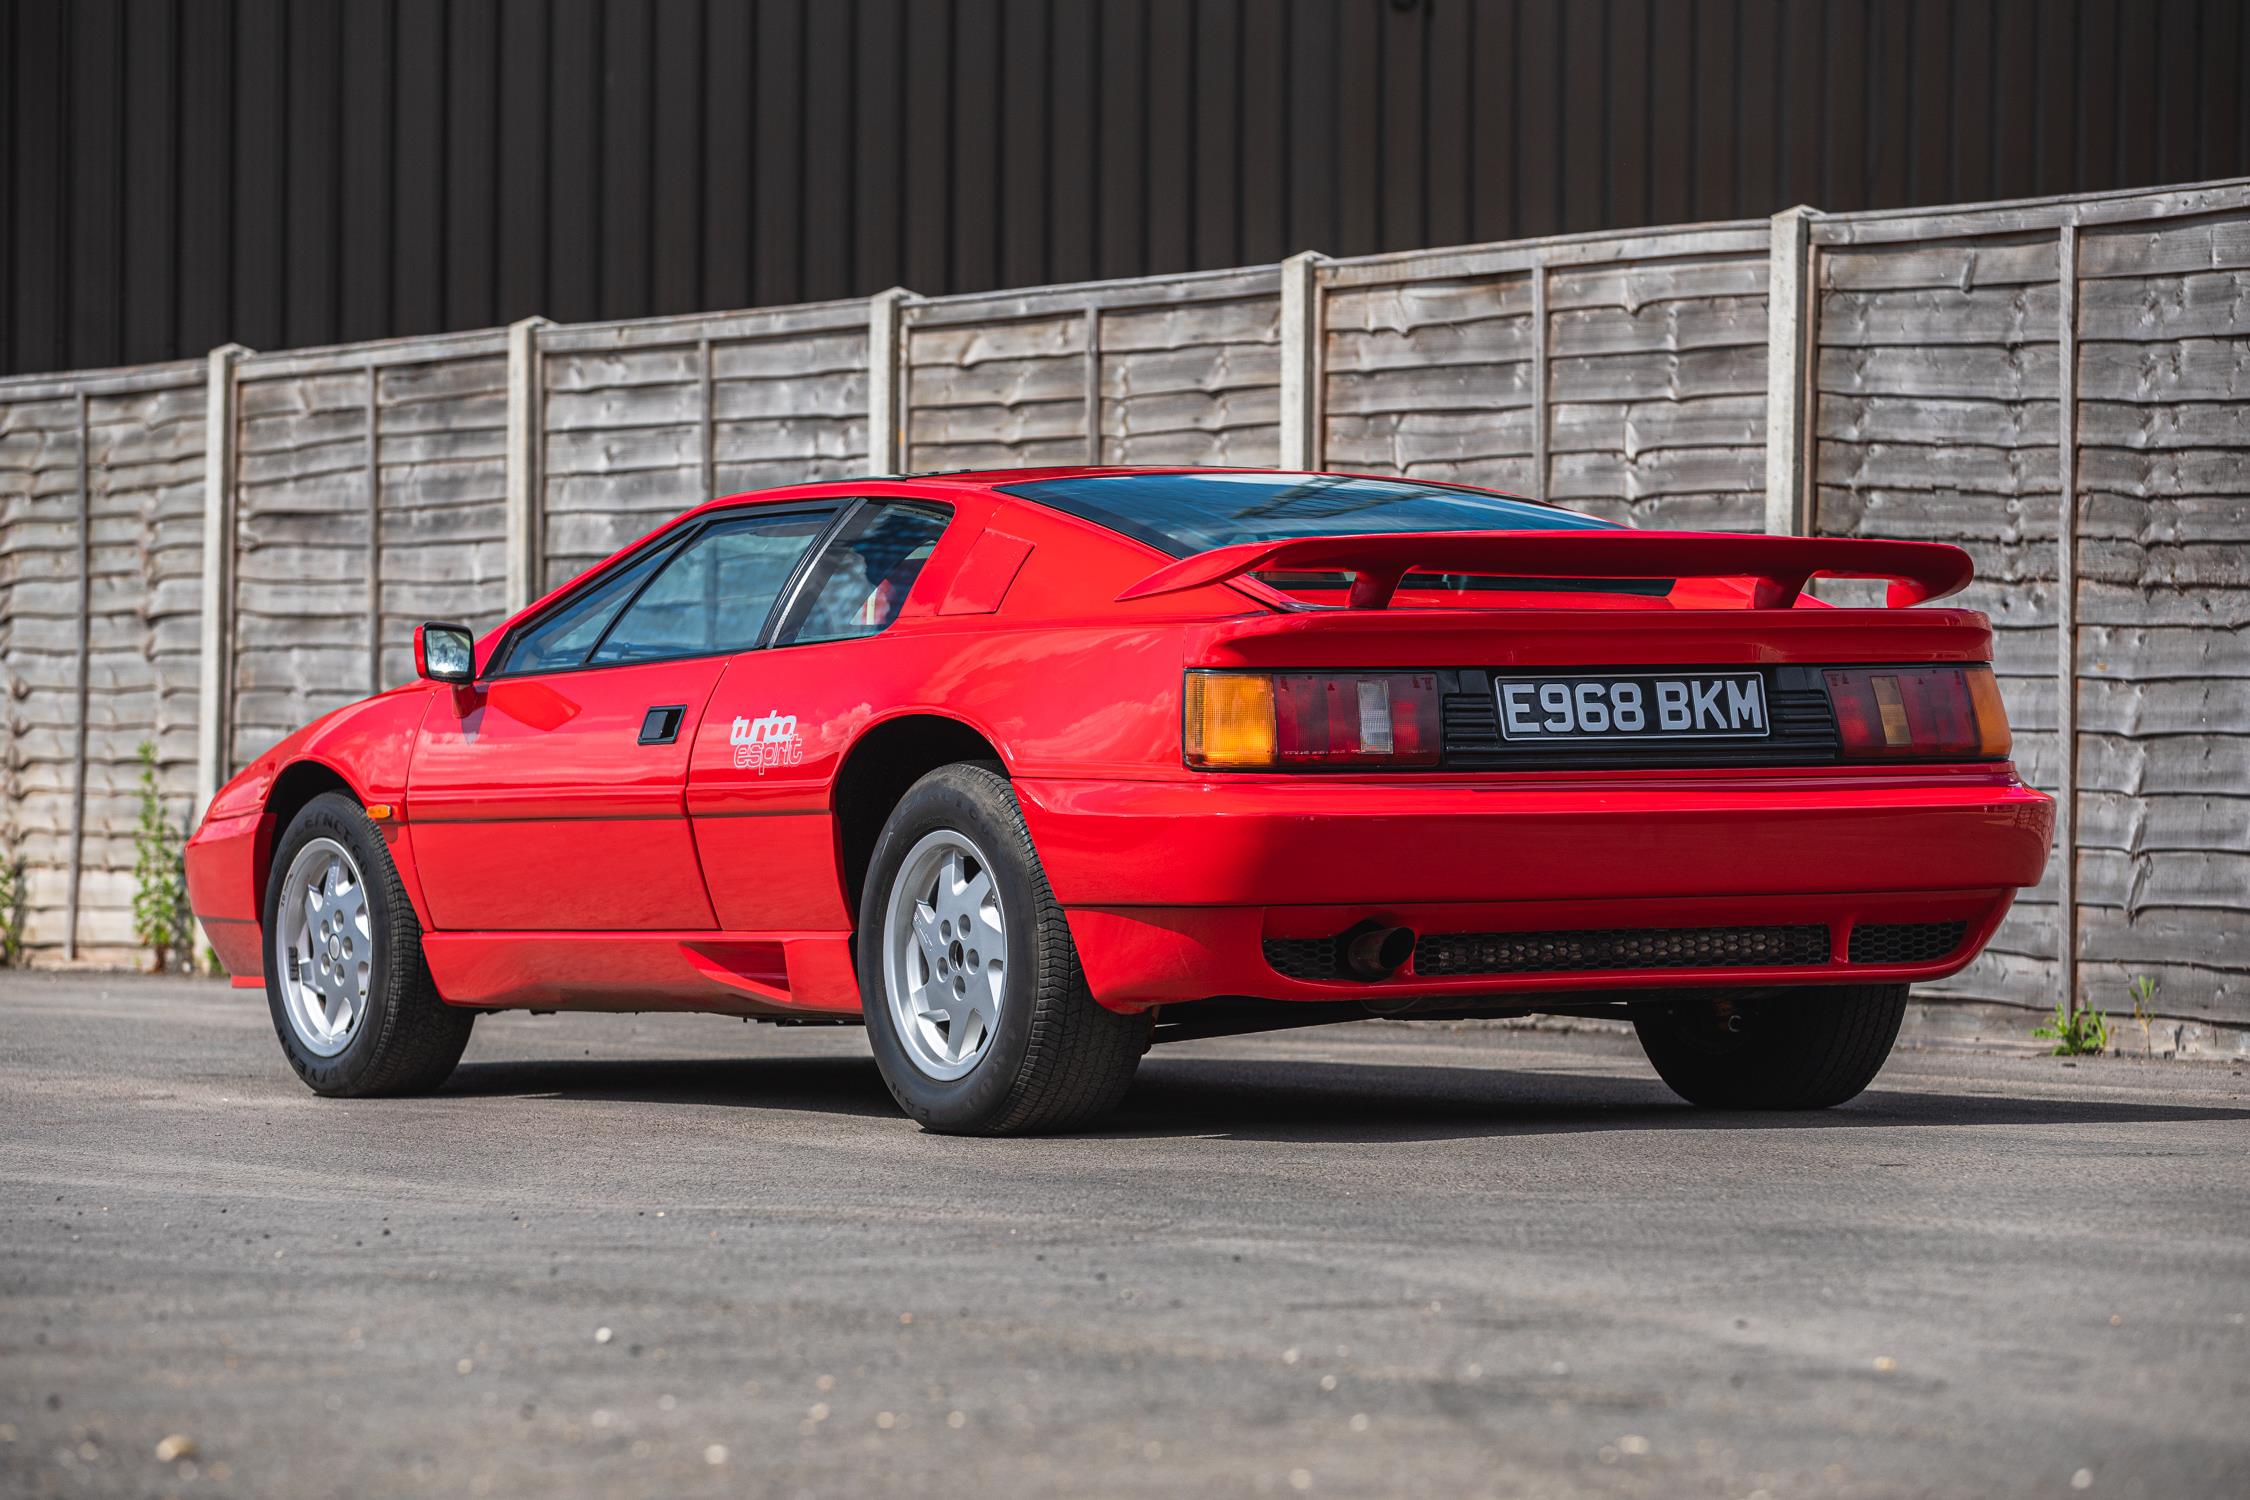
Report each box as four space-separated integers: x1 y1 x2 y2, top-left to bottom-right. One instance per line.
415 622 477 684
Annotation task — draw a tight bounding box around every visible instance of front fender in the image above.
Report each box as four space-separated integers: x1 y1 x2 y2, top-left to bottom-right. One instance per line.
188 686 441 977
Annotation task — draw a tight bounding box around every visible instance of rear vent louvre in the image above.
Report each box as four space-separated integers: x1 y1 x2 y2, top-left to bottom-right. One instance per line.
1415 925 1830 976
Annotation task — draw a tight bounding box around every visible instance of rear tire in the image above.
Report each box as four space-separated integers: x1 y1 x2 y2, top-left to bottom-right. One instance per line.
857 763 1149 1135
263 791 473 1097
1631 984 1908 1109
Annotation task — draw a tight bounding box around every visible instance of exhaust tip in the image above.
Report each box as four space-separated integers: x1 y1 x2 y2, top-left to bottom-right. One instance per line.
1344 923 1416 980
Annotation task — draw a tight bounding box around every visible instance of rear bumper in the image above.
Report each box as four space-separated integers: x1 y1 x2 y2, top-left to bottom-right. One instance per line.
1014 765 2053 1010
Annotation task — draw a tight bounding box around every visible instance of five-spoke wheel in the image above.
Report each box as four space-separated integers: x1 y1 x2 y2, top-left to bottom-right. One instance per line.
858 764 1149 1134
262 791 474 1096
883 830 1009 1080
274 837 374 1056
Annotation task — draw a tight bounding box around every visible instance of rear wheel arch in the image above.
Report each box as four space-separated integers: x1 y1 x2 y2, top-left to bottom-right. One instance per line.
832 714 1007 920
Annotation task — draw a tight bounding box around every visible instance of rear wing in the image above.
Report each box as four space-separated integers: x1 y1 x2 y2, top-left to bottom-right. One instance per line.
1114 530 1974 610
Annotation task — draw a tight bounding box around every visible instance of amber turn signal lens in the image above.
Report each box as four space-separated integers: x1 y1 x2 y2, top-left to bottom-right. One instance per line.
1185 672 1278 768
1186 670 1444 769
1965 664 2012 759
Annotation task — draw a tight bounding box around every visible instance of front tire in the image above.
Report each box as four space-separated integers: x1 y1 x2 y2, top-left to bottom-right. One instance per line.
1631 984 1908 1109
857 764 1149 1134
263 791 473 1097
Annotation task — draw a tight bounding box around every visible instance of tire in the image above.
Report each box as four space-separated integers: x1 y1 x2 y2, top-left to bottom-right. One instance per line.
1631 983 1908 1110
262 790 473 1097
857 763 1149 1135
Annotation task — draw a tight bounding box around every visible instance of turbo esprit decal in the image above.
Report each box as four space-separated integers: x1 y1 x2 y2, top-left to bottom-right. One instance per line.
731 711 805 772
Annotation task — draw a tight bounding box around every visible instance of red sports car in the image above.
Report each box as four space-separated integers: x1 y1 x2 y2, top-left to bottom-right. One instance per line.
186 468 2053 1134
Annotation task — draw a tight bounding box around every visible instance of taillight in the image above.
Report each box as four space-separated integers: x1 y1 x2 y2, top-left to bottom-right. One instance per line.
1185 670 1442 769
1825 665 2011 760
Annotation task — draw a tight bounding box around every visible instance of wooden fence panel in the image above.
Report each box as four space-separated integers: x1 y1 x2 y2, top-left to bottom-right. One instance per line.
0 388 83 956
1809 181 2250 1028
536 304 870 592
229 331 510 772
0 364 205 963
1810 227 2067 1014
2071 207 2250 1025
1321 271 1540 492
375 351 512 688
1317 226 1771 529
900 269 1283 473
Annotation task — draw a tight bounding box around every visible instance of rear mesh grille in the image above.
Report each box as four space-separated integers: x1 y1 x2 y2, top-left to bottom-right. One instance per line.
1413 925 1830 976
1269 921 1971 983
1848 921 1969 965
1262 937 1346 980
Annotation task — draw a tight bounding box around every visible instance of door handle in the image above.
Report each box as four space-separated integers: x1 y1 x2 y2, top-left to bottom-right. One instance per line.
638 704 687 745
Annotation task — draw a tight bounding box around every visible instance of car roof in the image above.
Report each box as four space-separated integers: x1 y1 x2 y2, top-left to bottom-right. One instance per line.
663 466 1342 529
689 465 1555 512
704 465 1286 499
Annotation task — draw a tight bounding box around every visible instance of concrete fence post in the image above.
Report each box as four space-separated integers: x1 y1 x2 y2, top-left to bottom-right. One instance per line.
62 391 91 960
1529 257 1551 501
2055 221 2081 1018
362 363 383 696
503 316 549 612
194 344 250 820
1082 304 1104 463
1764 206 1817 536
866 288 910 473
1278 251 1325 470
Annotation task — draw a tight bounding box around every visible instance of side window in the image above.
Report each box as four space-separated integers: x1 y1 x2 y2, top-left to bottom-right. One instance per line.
588 509 833 666
499 535 685 675
777 502 951 645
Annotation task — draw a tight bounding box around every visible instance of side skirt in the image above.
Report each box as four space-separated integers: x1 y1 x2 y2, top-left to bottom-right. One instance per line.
420 930 862 1016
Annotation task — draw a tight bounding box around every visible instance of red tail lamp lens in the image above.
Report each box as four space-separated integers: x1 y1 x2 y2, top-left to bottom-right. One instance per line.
1825 665 2011 760
1186 671 1441 768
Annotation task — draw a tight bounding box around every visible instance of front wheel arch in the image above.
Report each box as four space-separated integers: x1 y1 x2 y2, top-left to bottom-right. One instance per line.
256 760 362 905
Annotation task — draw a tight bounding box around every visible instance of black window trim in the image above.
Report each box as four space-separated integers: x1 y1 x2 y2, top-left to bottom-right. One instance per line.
484 499 850 681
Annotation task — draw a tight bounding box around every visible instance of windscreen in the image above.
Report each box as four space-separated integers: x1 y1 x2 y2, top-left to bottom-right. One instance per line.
998 471 1616 555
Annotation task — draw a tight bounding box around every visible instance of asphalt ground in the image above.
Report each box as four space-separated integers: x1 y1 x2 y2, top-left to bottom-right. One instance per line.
3 971 2247 1499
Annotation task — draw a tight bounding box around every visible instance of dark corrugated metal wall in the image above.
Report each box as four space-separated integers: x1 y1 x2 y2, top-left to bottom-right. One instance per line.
6 0 2248 376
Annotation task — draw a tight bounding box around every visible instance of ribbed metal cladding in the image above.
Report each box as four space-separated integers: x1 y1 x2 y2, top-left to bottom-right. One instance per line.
1847 921 1970 965
1413 925 1831 977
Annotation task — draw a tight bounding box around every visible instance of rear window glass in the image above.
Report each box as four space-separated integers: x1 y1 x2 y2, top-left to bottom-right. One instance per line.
997 471 1614 556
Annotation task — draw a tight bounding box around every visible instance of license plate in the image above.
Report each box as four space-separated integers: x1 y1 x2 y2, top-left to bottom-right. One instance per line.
1495 672 1769 743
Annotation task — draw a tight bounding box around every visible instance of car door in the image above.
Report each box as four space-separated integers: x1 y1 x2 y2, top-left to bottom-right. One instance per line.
407 505 838 932
687 499 955 934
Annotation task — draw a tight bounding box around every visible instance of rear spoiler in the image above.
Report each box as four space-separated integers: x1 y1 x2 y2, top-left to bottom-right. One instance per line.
1114 530 1974 610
